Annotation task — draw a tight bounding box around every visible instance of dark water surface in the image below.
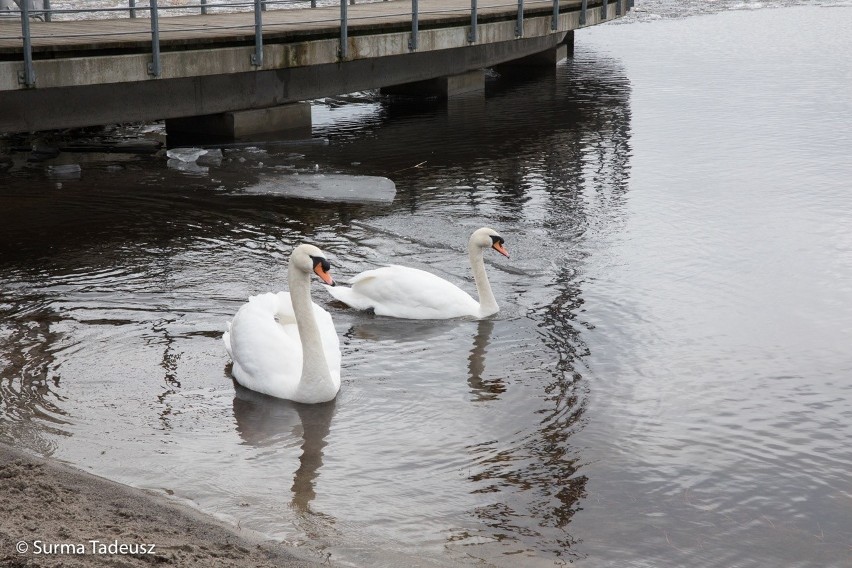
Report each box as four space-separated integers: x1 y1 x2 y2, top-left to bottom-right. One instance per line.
2 4 851 567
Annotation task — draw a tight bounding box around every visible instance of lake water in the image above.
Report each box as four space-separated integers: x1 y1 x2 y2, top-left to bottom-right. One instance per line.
1 2 851 566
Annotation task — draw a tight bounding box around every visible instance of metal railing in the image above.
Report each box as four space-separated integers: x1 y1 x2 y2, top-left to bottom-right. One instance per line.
3 0 626 88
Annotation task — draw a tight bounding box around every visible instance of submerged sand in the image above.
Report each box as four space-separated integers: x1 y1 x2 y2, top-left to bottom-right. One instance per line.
0 444 324 567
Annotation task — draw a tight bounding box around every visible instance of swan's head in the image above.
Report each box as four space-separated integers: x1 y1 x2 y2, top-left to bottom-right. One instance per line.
471 227 510 259
291 244 335 286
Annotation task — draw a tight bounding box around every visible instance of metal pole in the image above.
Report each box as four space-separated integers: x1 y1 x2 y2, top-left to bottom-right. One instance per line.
409 0 418 51
252 0 263 66
148 0 160 76
339 0 348 59
43 0 51 22
601 0 607 20
515 0 523 36
551 0 558 31
579 0 586 26
616 0 621 16
261 0 267 10
311 0 316 7
19 0 35 87
468 0 477 43
129 0 136 19
201 0 207 15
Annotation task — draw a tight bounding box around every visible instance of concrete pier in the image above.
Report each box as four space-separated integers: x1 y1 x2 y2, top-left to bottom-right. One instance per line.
165 103 312 139
381 70 486 98
0 0 629 134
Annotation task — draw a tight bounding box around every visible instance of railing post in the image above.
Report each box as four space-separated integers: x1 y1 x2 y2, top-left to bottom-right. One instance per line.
252 0 263 66
515 0 523 36
261 0 267 10
579 0 587 26
551 0 558 31
311 0 316 7
201 0 207 15
147 0 161 76
18 0 36 87
339 0 348 59
616 0 621 16
601 0 607 19
129 0 136 19
409 0 418 51
43 0 51 22
468 0 477 43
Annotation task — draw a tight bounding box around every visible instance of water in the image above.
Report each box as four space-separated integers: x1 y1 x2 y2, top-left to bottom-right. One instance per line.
2 3 852 566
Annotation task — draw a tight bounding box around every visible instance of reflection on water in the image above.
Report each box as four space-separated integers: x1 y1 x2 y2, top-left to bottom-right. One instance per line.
467 320 505 401
1 4 851 568
0 299 68 455
232 384 336 515
0 31 625 567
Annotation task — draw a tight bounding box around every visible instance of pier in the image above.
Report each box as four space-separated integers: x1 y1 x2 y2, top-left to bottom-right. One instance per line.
0 0 630 134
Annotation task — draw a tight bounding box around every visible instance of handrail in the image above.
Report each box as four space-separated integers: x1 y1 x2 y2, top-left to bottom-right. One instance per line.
5 0 625 87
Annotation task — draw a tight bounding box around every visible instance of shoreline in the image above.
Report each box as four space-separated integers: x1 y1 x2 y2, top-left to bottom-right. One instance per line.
0 443 325 568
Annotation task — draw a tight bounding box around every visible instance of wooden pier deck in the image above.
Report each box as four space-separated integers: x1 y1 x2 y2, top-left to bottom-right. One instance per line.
0 0 590 57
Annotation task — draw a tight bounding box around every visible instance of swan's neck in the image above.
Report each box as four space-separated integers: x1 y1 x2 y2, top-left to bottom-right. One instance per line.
469 241 498 317
288 262 334 398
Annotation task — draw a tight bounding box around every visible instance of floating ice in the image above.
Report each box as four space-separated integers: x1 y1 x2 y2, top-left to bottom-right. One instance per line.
197 148 223 167
166 147 207 163
46 164 82 179
240 174 396 204
167 159 208 175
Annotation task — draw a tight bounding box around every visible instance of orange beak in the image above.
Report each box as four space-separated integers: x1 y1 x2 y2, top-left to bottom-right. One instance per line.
493 242 510 258
314 264 335 286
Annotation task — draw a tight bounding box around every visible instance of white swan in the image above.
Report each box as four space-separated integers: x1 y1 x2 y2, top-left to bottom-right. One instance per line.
223 244 341 403
325 227 509 319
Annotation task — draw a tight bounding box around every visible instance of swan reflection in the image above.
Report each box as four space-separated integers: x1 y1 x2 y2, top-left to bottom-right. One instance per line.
232 382 336 513
467 319 505 401
344 317 465 344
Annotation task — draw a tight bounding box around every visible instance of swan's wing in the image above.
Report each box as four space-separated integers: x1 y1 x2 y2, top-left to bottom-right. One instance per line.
344 265 480 319
227 292 303 399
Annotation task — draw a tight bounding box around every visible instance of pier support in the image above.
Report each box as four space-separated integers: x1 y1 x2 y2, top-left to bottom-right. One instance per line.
494 31 572 75
381 69 485 98
164 102 312 139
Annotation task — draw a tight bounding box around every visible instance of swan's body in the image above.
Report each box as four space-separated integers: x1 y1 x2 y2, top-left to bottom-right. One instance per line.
326 227 509 320
223 244 341 403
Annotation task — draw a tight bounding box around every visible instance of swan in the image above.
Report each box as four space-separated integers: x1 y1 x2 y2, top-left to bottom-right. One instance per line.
325 227 509 319
223 244 341 403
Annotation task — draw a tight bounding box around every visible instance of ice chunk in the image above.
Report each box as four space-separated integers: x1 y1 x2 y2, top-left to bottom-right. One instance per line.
168 159 208 175
166 147 207 163
197 148 223 167
240 174 396 203
46 164 82 179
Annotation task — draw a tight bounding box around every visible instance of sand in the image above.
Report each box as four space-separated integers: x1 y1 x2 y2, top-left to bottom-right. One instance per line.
0 443 325 568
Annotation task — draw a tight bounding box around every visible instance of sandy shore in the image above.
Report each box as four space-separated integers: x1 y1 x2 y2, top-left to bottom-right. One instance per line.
0 444 325 568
